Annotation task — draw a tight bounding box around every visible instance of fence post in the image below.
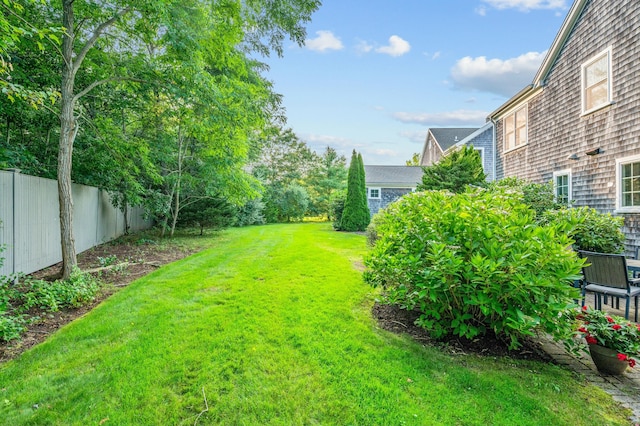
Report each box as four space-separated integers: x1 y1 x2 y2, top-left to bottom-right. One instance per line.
8 168 20 280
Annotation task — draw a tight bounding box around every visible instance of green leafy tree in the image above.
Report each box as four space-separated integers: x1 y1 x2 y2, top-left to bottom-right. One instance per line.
306 146 347 219
1 0 320 278
278 184 310 222
405 152 420 166
338 150 370 232
417 145 486 193
490 177 561 219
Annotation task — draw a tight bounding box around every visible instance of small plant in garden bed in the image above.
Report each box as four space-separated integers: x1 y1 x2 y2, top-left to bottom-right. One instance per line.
0 269 102 342
565 306 640 368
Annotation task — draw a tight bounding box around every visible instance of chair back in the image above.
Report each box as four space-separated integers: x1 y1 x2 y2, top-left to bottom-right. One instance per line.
578 250 630 290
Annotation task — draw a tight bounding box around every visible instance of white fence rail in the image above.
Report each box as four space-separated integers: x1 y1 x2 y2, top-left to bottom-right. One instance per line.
0 169 152 276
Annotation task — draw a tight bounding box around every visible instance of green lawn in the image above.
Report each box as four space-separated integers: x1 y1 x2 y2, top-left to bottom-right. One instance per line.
0 223 630 425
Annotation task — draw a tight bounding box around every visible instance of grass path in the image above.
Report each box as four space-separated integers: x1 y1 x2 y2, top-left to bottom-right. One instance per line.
0 223 630 425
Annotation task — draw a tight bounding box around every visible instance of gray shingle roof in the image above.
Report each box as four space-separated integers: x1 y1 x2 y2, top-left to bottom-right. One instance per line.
364 165 424 187
430 128 478 151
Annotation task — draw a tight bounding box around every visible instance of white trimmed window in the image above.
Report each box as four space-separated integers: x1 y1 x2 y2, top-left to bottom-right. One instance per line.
617 155 640 211
581 47 612 114
553 170 572 205
504 105 527 151
368 188 381 199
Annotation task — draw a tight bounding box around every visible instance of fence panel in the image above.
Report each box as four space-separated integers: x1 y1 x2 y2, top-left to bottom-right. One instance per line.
0 170 152 276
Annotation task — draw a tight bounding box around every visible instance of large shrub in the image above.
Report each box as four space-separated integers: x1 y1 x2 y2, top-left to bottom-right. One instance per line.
490 177 562 219
541 206 625 253
363 188 583 348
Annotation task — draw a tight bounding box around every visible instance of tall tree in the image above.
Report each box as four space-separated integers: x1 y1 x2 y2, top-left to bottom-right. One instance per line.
306 146 347 219
6 0 321 278
338 150 370 232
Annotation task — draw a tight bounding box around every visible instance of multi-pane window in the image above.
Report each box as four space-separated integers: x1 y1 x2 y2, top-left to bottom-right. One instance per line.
621 162 640 208
368 188 380 199
582 48 612 114
504 105 527 151
555 174 570 205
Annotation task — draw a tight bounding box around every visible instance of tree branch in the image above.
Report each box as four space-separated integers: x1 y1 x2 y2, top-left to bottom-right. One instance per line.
73 76 145 102
73 6 132 75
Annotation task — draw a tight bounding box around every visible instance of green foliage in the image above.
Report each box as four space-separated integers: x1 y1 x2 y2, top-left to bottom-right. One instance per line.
417 145 486 193
541 207 626 253
0 269 101 342
491 177 561 219
306 146 347 219
278 184 310 222
177 197 237 234
363 188 583 348
330 190 346 230
337 150 370 231
235 198 266 227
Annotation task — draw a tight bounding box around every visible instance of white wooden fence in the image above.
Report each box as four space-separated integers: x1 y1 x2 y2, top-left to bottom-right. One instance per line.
0 169 152 276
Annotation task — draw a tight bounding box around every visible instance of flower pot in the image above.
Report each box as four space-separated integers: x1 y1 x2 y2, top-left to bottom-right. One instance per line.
588 344 629 375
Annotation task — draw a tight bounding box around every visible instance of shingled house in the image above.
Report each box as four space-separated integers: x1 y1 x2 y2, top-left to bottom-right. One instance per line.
420 126 496 181
489 0 640 252
364 165 424 216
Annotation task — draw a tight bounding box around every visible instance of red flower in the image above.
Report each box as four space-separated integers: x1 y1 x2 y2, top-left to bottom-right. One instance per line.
586 336 598 344
578 327 588 333
617 353 627 361
606 316 614 323
582 305 588 311
629 359 637 368
613 324 622 330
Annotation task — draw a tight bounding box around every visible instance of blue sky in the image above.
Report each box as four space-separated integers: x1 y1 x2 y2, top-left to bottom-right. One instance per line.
263 0 572 165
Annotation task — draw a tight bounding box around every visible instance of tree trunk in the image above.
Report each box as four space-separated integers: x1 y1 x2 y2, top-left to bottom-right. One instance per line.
58 0 78 279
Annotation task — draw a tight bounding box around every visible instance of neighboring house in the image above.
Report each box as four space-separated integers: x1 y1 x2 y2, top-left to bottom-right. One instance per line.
442 122 496 182
419 128 478 167
419 126 495 181
364 165 424 216
488 0 640 253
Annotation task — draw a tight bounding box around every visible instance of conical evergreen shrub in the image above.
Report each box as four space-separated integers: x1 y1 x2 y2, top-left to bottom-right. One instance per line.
339 150 370 231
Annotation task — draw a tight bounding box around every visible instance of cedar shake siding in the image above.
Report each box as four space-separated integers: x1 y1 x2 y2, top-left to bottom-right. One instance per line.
492 0 640 255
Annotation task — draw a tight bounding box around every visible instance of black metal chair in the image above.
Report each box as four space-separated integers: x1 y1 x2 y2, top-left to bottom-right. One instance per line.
578 250 640 322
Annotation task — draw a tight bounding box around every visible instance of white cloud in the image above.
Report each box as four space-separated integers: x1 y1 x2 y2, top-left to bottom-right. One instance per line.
392 110 489 126
399 130 429 144
475 6 488 16
482 0 567 11
304 30 344 52
450 51 546 97
375 35 411 57
355 40 374 54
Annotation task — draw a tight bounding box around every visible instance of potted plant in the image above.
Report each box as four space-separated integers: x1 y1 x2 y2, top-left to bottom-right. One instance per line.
565 306 640 374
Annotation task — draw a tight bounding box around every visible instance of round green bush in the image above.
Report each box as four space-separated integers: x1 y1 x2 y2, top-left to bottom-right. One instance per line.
541 206 625 253
363 188 583 348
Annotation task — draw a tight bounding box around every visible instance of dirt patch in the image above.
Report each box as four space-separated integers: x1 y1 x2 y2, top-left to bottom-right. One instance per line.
372 302 554 362
0 238 203 364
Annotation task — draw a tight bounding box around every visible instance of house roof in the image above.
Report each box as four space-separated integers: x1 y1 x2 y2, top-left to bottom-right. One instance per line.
489 0 588 118
444 122 494 154
364 165 424 187
429 128 479 152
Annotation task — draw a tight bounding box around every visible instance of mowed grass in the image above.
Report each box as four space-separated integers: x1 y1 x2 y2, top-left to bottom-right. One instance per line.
0 223 630 425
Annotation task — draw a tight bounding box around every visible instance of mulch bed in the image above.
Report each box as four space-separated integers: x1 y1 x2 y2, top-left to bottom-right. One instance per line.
372 302 554 362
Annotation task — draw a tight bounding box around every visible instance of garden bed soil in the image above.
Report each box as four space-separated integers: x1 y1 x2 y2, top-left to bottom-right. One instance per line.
1 236 551 365
372 302 554 362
